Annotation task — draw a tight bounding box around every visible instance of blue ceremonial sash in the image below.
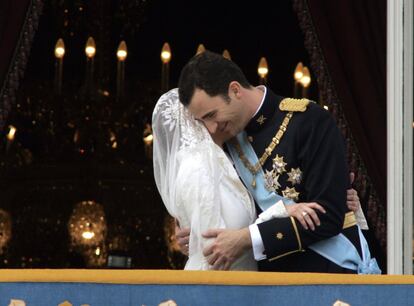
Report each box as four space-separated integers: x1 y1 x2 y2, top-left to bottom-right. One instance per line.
226 131 381 274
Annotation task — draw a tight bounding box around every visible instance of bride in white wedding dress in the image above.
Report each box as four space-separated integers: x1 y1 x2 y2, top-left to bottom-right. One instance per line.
153 88 257 270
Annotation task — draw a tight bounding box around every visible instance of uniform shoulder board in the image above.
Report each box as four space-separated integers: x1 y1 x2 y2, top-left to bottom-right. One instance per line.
279 98 310 112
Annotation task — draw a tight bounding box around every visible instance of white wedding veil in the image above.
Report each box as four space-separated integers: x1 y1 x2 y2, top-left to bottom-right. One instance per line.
152 88 257 270
152 88 221 225
153 88 226 269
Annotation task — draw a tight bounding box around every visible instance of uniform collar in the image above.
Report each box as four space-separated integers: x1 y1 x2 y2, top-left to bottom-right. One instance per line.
245 87 282 133
252 86 267 117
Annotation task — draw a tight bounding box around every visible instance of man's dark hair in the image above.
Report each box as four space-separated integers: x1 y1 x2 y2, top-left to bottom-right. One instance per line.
178 50 251 106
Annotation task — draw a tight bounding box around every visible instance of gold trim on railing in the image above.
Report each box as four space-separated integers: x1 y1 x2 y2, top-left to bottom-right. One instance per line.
0 269 413 286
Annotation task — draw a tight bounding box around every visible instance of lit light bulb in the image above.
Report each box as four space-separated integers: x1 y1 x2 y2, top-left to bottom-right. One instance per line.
257 57 269 79
143 134 153 146
117 41 127 61
85 37 96 58
294 62 304 81
161 42 171 64
222 49 231 60
300 66 311 88
82 231 95 239
54 38 65 59
196 44 206 55
7 125 16 141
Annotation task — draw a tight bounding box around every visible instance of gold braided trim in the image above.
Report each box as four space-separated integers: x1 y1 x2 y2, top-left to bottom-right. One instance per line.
279 98 310 112
343 211 357 229
258 112 293 166
231 112 293 187
268 249 304 262
290 216 303 251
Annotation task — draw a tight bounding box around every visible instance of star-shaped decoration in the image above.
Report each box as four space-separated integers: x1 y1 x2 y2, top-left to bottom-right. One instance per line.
272 154 287 174
287 167 302 185
256 115 267 125
282 187 300 201
276 232 284 240
264 169 281 192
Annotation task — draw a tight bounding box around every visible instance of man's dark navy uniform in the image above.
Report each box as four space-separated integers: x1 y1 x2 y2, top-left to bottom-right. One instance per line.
245 88 361 273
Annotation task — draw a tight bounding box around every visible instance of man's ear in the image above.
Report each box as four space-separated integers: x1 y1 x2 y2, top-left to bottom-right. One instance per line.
228 81 241 99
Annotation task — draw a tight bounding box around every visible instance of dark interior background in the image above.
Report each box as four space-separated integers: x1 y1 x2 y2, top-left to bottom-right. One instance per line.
0 0 317 268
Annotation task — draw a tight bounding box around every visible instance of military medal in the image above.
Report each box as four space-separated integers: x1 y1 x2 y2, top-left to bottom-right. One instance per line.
287 167 302 185
282 187 300 201
272 155 287 174
264 169 281 192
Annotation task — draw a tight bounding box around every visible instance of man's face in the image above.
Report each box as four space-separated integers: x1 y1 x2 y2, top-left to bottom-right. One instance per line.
188 88 245 141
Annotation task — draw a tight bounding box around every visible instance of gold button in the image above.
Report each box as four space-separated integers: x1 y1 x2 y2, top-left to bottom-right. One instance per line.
276 232 283 240
248 136 254 142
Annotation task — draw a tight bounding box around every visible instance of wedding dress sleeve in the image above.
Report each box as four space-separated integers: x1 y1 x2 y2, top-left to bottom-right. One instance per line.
354 206 369 230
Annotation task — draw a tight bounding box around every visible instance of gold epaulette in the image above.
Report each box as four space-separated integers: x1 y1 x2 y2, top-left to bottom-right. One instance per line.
343 211 357 229
279 98 310 112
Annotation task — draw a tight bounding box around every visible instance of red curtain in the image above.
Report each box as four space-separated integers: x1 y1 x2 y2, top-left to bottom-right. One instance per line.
293 0 387 268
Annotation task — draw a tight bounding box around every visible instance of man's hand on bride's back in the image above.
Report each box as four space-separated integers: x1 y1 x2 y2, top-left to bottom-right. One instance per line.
202 228 251 271
285 202 326 231
175 224 190 256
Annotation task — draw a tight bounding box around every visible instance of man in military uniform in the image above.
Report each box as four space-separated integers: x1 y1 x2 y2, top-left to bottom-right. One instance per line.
177 51 378 273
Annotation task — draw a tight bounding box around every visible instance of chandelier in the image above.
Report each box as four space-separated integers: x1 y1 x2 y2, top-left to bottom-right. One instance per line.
0 209 12 254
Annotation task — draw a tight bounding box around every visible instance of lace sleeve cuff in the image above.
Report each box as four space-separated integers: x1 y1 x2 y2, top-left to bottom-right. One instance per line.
255 200 289 224
355 206 369 230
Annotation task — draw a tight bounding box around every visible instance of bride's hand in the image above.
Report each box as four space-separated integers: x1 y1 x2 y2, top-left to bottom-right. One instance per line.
175 222 190 256
285 202 326 231
347 172 360 212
